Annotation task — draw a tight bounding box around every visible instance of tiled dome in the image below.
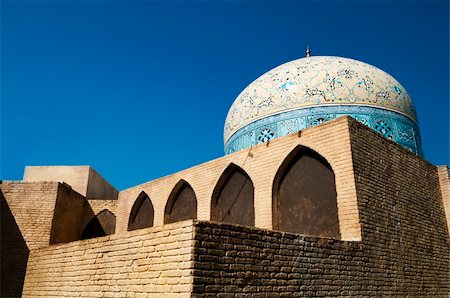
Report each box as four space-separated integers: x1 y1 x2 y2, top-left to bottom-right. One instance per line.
224 56 422 155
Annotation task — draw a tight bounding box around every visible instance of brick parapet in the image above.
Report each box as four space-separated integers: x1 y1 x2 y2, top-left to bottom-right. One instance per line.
19 217 450 297
192 221 362 297
191 219 449 296
22 220 195 297
117 117 361 241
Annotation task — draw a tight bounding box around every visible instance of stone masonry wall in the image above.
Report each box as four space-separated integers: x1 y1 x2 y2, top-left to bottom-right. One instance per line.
22 220 195 297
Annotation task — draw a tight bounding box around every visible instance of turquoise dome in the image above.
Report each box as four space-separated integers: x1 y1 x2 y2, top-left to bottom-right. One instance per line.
224 56 422 155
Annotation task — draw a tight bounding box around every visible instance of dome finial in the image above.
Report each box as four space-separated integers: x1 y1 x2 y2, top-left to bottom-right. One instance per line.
306 45 311 57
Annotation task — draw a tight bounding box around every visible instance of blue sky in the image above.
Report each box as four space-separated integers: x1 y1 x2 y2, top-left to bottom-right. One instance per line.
1 0 449 190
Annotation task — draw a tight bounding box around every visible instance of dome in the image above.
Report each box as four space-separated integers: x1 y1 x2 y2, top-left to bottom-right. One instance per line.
224 56 422 155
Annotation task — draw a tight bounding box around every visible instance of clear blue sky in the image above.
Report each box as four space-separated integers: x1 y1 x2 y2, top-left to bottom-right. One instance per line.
1 0 449 190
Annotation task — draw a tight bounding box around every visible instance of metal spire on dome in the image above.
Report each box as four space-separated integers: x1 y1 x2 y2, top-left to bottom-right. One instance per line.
306 45 311 57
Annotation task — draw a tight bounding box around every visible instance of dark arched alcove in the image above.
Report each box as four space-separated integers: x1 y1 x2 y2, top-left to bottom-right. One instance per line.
273 146 340 238
211 164 255 226
164 180 197 224
128 191 154 231
81 209 116 240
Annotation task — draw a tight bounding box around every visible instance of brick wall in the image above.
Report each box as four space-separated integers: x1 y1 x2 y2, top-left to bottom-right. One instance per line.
1 181 119 295
86 167 119 199
1 181 60 297
87 199 118 215
1 181 119 246
437 166 450 233
192 218 448 296
5 117 449 297
1 189 30 297
22 220 195 297
349 120 449 294
117 117 361 241
23 166 118 199
0 181 59 250
50 183 89 244
22 216 449 297
192 222 366 297
23 166 90 197
190 120 449 297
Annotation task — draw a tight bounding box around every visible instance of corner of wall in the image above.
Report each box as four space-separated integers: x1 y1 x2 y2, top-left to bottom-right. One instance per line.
50 183 89 244
437 165 450 237
0 181 59 250
337 116 362 241
86 167 119 200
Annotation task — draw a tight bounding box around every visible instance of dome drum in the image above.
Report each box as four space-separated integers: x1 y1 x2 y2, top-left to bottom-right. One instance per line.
224 105 422 155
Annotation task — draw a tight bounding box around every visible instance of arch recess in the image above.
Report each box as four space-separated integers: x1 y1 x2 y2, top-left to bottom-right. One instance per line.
164 180 197 224
128 191 154 231
211 164 255 227
81 209 116 240
272 146 340 238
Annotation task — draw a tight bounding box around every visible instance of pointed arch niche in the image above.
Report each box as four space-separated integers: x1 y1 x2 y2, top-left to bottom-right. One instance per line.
164 180 197 224
272 146 340 239
211 164 255 227
128 191 154 231
81 209 116 240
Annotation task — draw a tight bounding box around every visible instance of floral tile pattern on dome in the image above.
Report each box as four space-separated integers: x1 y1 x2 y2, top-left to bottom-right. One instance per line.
224 56 417 144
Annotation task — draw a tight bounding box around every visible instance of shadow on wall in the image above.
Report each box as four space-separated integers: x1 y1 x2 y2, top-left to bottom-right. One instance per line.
49 185 117 244
81 209 116 240
1 191 30 298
